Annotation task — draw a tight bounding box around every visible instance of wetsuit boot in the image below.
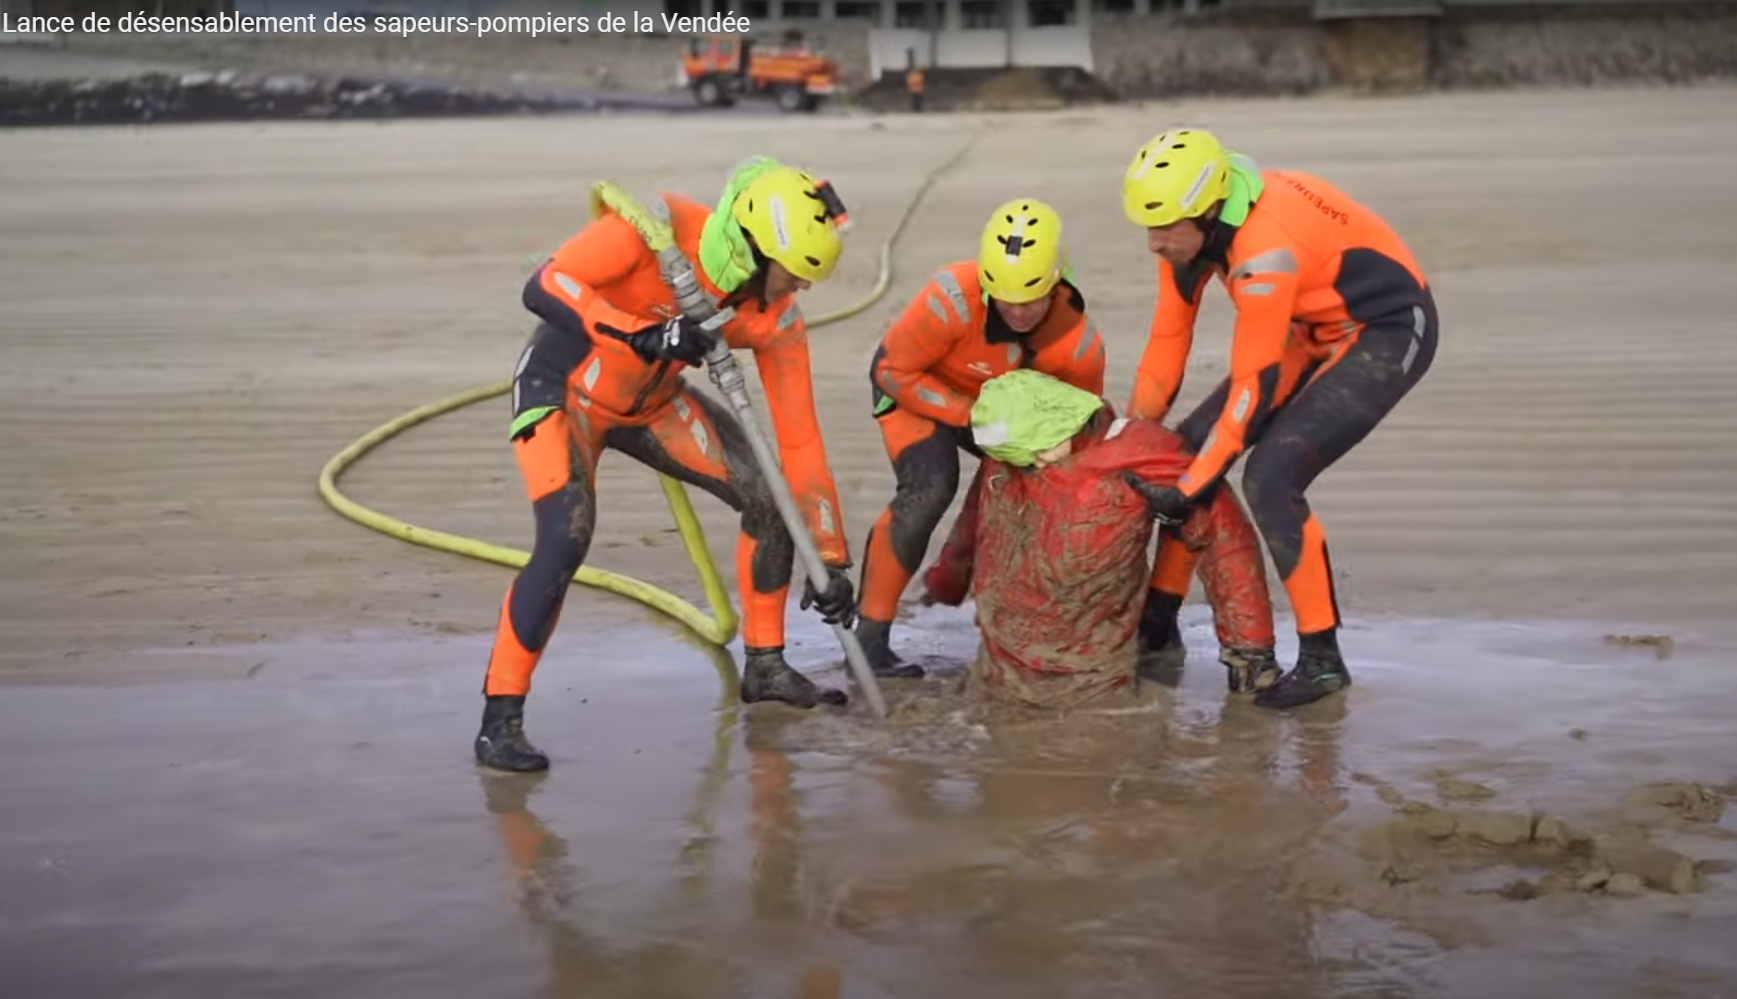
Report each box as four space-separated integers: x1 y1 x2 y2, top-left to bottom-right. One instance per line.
1136 590 1187 669
1254 629 1352 710
853 618 926 679
474 695 550 773
740 646 849 708
1220 646 1281 695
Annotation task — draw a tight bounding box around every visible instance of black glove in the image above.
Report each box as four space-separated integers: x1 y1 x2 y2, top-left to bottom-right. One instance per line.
1121 471 1194 525
801 564 857 629
622 315 718 367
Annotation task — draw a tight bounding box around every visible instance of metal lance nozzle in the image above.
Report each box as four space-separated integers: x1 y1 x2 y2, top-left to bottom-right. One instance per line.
649 245 888 717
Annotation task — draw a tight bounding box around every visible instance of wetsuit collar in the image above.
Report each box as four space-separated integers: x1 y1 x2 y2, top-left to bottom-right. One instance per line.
1194 153 1266 268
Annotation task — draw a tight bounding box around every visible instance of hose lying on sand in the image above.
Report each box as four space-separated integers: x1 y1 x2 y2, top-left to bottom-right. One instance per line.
317 135 979 651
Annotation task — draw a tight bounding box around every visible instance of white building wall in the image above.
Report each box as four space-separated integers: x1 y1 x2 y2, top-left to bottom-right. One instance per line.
866 0 1093 75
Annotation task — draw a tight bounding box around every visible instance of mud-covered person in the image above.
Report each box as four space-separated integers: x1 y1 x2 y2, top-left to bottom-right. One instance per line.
474 159 862 773
918 370 1280 711
854 199 1106 680
1120 128 1439 710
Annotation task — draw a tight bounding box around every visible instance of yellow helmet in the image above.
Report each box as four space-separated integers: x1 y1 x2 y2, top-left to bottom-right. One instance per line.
978 198 1066 305
1122 128 1233 228
730 165 848 283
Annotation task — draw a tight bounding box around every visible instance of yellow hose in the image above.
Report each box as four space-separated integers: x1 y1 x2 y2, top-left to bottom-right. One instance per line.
317 136 978 647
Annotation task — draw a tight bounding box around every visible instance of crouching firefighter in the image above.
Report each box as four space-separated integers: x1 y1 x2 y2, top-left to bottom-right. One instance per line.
920 370 1280 709
475 159 861 773
853 199 1108 679
1120 127 1439 710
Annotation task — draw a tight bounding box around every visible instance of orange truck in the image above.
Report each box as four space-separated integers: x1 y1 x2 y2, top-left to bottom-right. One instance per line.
679 34 839 113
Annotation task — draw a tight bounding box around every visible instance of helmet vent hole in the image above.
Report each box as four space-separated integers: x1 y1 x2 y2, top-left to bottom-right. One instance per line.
805 255 821 267
1156 160 1169 169
1174 143 1187 150
1145 201 1163 210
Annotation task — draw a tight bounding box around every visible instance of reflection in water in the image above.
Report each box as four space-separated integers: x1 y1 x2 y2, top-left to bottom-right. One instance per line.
481 642 845 999
479 633 1365 999
4 616 1732 996
471 614 1737 999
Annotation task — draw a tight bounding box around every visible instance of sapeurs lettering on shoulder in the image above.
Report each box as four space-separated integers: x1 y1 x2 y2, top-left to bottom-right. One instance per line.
1284 176 1350 226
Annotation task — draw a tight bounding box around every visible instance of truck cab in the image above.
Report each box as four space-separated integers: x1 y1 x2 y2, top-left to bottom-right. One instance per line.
679 33 839 113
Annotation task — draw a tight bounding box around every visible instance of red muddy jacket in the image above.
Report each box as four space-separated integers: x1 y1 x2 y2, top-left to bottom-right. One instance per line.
923 406 1275 681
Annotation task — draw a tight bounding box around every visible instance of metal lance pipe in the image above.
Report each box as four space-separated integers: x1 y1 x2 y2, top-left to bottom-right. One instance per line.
655 247 890 719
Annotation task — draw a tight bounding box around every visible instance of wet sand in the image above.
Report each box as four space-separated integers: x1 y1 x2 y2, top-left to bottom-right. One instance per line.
2 616 1734 997
4 85 1737 994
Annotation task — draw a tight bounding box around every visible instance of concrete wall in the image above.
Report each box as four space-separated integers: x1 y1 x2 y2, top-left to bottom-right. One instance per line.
1091 1 1737 96
1320 14 1431 90
1432 1 1737 87
866 25 1091 75
1091 6 1325 96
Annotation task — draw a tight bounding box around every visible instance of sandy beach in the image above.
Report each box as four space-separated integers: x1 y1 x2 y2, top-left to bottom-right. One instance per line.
3 84 1737 997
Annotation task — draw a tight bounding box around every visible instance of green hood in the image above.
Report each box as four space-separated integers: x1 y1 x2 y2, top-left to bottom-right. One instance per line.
970 369 1106 467
698 155 784 294
1218 152 1265 228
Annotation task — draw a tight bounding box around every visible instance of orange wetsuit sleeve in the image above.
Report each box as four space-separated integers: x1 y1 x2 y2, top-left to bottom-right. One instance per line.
529 214 659 339
1127 258 1205 422
1177 238 1302 498
1055 313 1107 396
752 304 851 566
871 271 973 426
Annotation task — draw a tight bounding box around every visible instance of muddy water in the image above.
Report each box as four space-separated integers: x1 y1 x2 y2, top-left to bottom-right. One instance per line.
2 608 1735 999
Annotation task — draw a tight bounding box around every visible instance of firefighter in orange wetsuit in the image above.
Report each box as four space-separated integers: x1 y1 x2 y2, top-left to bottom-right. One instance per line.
1120 128 1439 710
475 159 860 773
853 199 1107 677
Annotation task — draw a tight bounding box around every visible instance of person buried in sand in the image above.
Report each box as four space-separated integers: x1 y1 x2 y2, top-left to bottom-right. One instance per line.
917 370 1280 711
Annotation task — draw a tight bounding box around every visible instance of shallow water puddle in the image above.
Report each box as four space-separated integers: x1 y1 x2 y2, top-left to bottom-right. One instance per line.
1 610 1734 998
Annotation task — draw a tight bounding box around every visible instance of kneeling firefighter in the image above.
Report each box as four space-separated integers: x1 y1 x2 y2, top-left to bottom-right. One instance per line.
476 158 861 773
853 199 1108 678
920 370 1280 708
